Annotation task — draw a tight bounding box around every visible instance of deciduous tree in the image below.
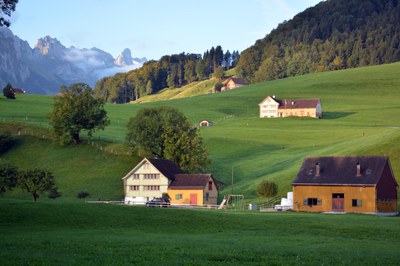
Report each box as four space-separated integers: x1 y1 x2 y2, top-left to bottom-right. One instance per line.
17 169 57 202
0 159 18 194
49 83 110 145
0 0 18 27
126 106 209 172
257 180 278 199
213 66 225 80
3 83 15 99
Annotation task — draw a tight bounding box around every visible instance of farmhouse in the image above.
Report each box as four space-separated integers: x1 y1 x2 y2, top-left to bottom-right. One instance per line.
199 120 213 127
122 158 218 205
258 96 322 118
221 78 248 91
292 156 398 214
12 88 26 94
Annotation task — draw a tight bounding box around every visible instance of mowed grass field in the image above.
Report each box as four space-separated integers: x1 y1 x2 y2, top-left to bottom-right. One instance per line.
1 63 400 200
1 63 400 265
0 199 399 265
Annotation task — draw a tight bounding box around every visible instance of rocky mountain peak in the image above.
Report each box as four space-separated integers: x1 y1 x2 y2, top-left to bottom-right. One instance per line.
34 35 66 57
114 48 134 66
1 29 146 94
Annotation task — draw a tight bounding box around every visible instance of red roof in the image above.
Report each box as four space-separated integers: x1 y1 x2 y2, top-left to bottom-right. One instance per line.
169 174 215 189
279 98 320 109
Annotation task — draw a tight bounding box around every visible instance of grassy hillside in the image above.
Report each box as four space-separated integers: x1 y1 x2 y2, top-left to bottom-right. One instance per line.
134 78 218 103
1 63 400 201
0 199 399 265
2 136 136 200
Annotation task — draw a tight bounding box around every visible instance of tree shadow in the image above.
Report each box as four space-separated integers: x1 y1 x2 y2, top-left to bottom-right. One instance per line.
322 112 356 119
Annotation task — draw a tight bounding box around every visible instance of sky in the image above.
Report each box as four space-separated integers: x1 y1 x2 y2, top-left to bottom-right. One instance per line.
9 0 322 60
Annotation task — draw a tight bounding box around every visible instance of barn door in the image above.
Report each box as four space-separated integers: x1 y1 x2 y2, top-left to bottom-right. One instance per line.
190 193 197 205
332 193 344 212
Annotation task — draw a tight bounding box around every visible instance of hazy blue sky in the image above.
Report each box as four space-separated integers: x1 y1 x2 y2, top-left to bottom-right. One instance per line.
10 0 321 60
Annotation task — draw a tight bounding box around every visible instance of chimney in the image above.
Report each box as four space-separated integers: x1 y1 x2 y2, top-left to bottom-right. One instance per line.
273 95 275 99
356 162 361 176
315 163 320 176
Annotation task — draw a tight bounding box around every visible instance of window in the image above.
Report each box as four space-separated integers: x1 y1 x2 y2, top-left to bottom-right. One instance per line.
129 185 139 191
143 163 150 170
143 174 159 179
205 192 209 201
133 174 140 179
175 194 183 200
352 199 362 207
304 198 322 206
143 185 160 191
208 181 213 190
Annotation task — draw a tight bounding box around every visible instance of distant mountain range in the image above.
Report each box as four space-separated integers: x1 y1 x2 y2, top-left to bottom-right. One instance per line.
0 27 147 95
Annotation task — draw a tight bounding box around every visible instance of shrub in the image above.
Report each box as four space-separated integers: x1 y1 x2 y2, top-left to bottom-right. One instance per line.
3 83 15 99
257 180 278 199
77 191 89 198
48 186 62 199
0 130 14 153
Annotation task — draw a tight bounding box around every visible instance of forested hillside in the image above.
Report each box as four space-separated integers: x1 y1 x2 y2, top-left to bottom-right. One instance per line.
236 0 400 82
94 47 239 103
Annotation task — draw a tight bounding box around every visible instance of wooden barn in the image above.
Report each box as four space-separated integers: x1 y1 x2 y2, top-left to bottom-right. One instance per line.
292 156 398 214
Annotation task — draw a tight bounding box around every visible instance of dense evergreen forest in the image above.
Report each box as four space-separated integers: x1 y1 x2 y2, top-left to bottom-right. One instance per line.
94 47 239 103
236 0 400 83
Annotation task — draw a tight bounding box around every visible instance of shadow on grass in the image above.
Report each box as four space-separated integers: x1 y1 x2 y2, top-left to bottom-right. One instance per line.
323 112 356 119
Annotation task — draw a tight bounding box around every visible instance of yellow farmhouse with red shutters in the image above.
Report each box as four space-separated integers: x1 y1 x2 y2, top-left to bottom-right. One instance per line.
122 158 218 205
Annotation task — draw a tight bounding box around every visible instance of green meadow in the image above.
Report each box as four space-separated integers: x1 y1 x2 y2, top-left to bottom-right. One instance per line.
1 63 399 201
1 63 400 265
0 199 399 265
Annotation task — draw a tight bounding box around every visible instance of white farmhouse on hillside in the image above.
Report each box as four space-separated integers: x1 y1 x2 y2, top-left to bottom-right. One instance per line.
259 96 322 118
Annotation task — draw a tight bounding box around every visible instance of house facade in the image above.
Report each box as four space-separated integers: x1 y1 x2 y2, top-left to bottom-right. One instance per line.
122 158 218 205
259 96 322 118
123 158 184 204
168 174 218 205
292 156 398 213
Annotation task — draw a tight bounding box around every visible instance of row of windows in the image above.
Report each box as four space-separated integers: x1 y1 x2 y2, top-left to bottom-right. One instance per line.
131 174 160 179
304 198 322 206
144 185 160 191
303 198 363 207
144 174 159 179
262 105 277 108
129 185 160 191
174 193 211 201
262 110 277 114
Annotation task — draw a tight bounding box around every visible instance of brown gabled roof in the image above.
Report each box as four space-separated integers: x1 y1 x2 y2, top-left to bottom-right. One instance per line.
292 156 395 186
279 98 320 109
12 88 26 94
147 158 185 179
228 78 248 85
122 157 185 180
169 174 215 189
